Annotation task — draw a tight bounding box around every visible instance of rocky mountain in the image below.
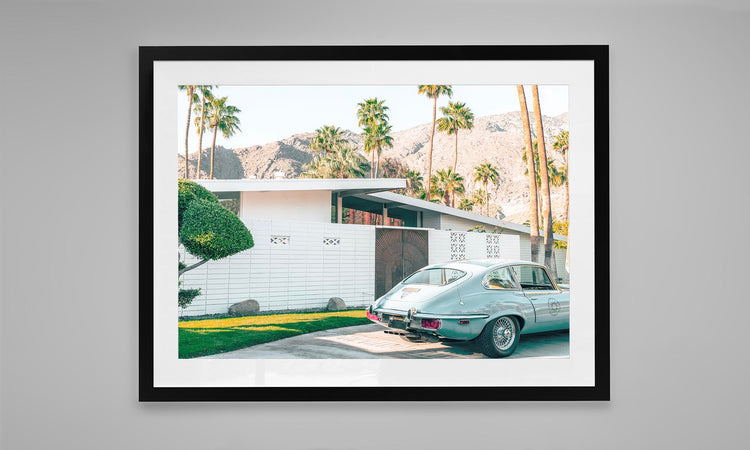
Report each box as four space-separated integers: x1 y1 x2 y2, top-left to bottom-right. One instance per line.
178 111 569 224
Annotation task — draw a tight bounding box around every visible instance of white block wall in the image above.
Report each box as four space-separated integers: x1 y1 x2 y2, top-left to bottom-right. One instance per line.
427 230 448 263
179 219 376 317
427 230 521 265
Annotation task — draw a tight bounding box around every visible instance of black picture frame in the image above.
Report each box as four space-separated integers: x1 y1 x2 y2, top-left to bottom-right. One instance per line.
140 45 609 402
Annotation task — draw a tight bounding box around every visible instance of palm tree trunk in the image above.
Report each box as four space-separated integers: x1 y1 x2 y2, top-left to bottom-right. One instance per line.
426 97 437 201
375 143 381 178
517 85 541 263
482 179 490 217
196 91 206 179
210 125 218 180
184 87 194 178
531 85 556 280
452 132 458 172
538 192 544 229
564 152 569 222
371 150 375 178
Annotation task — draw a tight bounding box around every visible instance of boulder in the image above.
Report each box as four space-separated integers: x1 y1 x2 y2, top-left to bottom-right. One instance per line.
326 297 346 311
228 299 260 316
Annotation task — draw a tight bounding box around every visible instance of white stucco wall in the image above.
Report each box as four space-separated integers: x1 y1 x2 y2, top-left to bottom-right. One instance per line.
239 190 332 223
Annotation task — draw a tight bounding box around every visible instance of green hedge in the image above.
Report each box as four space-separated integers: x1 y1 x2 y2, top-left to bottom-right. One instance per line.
180 199 254 261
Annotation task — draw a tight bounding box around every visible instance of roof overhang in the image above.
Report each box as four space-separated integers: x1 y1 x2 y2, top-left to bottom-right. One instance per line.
348 191 567 241
194 178 407 197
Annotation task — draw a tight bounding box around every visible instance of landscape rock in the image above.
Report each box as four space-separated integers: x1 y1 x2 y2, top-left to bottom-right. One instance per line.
327 297 346 311
228 299 260 316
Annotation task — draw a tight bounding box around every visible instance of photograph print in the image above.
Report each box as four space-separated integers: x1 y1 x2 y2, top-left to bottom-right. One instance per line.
142 46 608 400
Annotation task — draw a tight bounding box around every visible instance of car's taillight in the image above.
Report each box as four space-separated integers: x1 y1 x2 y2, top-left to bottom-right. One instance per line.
421 319 441 330
366 310 379 321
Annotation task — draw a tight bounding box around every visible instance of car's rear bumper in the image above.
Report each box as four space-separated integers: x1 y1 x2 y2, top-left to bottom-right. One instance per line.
367 307 488 340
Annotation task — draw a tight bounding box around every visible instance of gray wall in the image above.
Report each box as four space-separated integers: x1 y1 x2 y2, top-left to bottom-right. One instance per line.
1 0 748 449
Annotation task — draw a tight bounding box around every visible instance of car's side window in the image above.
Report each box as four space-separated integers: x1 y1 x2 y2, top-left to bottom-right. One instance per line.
444 269 465 284
482 268 519 290
511 265 555 290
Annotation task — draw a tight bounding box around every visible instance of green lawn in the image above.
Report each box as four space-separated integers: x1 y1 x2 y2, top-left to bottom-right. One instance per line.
178 310 370 358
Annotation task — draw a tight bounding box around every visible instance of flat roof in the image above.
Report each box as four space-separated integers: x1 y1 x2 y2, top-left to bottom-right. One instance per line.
195 178 407 196
354 191 567 241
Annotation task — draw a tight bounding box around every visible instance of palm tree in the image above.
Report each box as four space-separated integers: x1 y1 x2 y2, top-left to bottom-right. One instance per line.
363 122 393 178
299 155 329 178
205 96 241 179
517 85 541 263
472 163 499 216
530 85 556 280
522 142 565 186
403 169 423 194
356 98 389 178
332 143 369 179
310 125 347 156
553 130 569 222
437 101 475 172
301 142 369 179
427 175 444 203
192 86 214 179
522 142 565 225
436 168 465 208
458 198 474 212
418 85 453 200
179 85 198 178
472 189 487 214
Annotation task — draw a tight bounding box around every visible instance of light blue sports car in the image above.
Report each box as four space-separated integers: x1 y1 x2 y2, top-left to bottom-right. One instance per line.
367 259 569 357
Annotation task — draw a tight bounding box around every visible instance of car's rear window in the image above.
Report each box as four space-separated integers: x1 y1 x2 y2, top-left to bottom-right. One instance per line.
402 268 467 286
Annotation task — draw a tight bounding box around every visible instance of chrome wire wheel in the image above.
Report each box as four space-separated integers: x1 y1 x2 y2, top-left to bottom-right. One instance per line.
492 316 516 351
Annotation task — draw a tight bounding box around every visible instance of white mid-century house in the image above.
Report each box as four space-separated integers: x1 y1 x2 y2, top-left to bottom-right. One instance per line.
179 178 568 317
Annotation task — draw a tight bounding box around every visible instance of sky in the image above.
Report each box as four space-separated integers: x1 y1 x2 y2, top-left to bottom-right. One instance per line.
176 85 568 152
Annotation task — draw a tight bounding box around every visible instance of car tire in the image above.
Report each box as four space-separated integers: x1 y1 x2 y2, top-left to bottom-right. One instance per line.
479 316 520 358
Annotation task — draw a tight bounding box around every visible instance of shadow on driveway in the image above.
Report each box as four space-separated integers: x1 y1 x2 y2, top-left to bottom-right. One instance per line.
202 324 569 359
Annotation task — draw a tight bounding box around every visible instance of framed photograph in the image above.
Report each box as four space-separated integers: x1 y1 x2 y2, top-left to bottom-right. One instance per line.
140 45 609 401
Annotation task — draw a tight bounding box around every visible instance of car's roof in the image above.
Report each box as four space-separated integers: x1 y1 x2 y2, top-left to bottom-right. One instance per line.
427 259 543 273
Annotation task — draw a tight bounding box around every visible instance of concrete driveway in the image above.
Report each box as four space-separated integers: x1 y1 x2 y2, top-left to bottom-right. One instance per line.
201 324 569 359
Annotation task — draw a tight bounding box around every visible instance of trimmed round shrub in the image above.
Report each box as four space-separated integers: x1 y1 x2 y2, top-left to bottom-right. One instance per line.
180 199 254 261
178 179 219 228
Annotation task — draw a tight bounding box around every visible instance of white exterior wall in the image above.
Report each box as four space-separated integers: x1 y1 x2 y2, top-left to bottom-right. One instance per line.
421 211 441 229
239 190 332 223
180 219 375 317
516 232 533 262
427 230 451 264
428 230 521 265
438 214 505 233
555 248 570 284
511 232 569 283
